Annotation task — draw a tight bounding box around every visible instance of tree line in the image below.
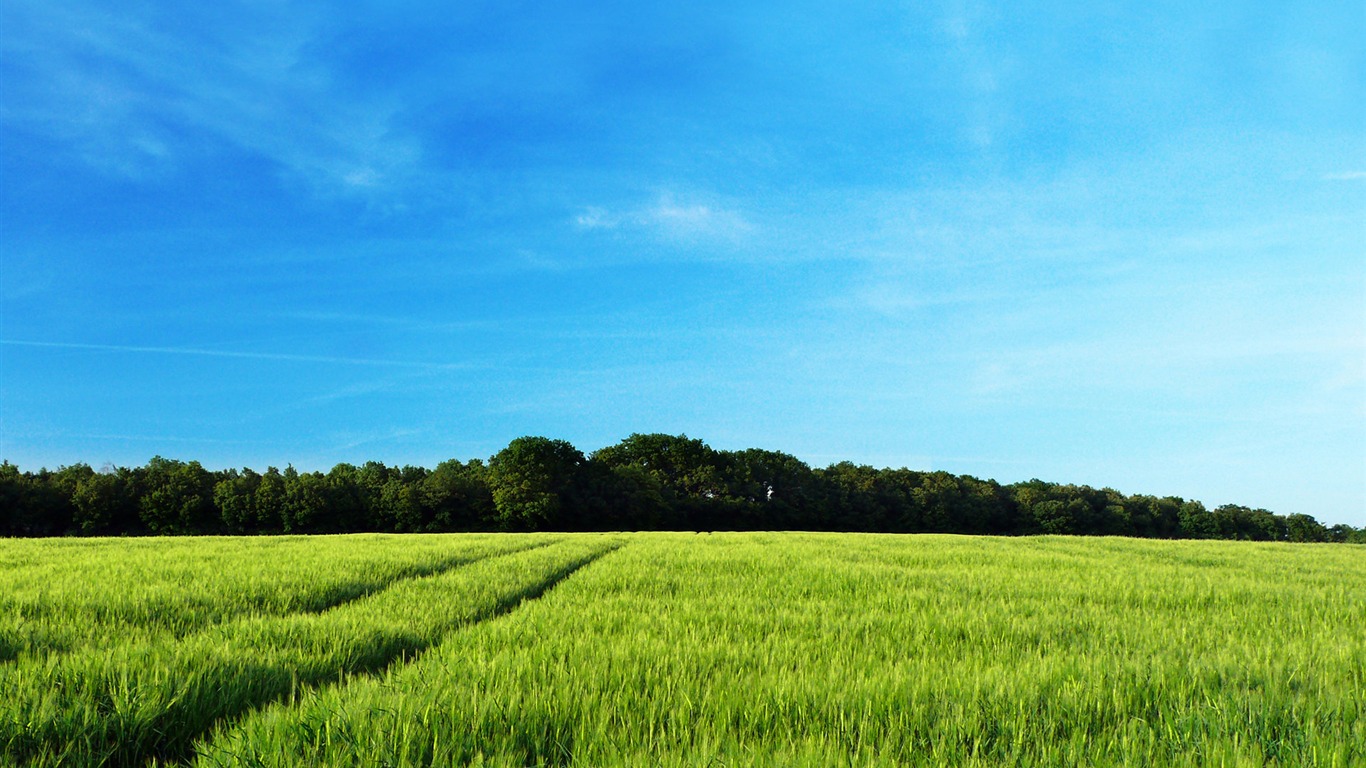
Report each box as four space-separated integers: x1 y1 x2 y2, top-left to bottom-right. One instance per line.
2 434 1361 542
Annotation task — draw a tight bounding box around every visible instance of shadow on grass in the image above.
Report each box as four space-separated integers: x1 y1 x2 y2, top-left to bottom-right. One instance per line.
4 541 619 768
0 538 553 666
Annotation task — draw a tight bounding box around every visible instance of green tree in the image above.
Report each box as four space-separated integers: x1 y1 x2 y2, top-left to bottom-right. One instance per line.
253 467 288 533
1178 500 1215 538
816 462 886 532
956 475 1015 534
421 459 495 531
593 434 727 497
72 466 138 535
137 457 216 535
723 448 821 529
487 437 587 530
1124 495 1183 538
876 468 926 533
593 433 738 529
1096 489 1136 536
281 467 331 533
1327 524 1366 544
1285 513 1328 543
1211 504 1284 541
0 462 25 536
603 462 671 530
214 468 261 534
323 464 368 532
1032 499 1074 534
377 476 423 532
911 471 964 532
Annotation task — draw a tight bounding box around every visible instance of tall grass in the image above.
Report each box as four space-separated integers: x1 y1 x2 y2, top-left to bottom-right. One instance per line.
0 534 533 660
193 534 1365 767
0 534 620 766
1 533 1359 767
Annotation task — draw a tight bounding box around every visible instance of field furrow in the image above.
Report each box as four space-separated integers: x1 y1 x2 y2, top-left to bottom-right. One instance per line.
190 533 1365 768
1 533 1360 767
0 535 621 767
0 534 551 661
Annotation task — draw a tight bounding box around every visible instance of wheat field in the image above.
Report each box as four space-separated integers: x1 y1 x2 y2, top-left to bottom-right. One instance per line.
1 533 1361 767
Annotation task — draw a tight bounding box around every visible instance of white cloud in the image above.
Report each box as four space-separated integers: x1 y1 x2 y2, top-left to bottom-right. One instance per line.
573 193 753 243
1322 171 1366 181
0 339 477 372
938 0 1004 154
642 196 754 241
0 3 420 197
573 207 618 230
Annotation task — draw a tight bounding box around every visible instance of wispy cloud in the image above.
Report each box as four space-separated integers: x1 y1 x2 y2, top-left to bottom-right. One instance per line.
644 196 754 240
573 207 617 230
1322 171 1366 181
277 310 495 335
0 3 420 196
939 0 1005 153
328 427 431 453
29 430 266 446
844 280 1005 317
0 339 480 371
573 192 754 243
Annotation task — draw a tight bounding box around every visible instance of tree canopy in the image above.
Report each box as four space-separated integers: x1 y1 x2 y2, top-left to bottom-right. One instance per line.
1 434 1360 542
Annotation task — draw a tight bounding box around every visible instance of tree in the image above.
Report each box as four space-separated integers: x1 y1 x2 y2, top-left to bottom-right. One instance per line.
323 464 368 532
593 433 739 529
487 437 587 530
1210 504 1284 541
0 462 24 536
253 467 288 533
593 434 727 497
911 471 963 532
1033 499 1078 534
352 461 394 526
420 459 495 531
5 468 75 535
602 462 671 530
1327 524 1366 544
137 457 216 535
281 467 331 533
72 466 139 535
817 462 885 532
0 440 1348 540
376 476 423 532
1178 500 1216 538
1095 489 1136 536
1285 513 1328 543
723 448 821 530
1124 495 1183 538
873 468 925 533
214 468 261 534
956 475 1016 534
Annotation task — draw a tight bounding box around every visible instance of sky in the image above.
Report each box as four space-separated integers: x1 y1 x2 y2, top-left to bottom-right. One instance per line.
1 1 1363 526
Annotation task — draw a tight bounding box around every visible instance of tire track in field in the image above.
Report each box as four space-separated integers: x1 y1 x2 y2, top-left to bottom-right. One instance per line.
3 539 622 768
284 538 559 618
0 539 552 667
156 541 621 767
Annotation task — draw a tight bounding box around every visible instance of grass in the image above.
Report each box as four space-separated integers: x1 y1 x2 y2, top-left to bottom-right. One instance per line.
1 533 1362 766
0 534 544 660
1 534 617 766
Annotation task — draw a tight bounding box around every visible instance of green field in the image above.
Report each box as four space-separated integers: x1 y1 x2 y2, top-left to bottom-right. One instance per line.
1 534 1361 767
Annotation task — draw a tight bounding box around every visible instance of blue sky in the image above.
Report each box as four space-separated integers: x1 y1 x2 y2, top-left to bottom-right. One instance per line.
2 1 1363 525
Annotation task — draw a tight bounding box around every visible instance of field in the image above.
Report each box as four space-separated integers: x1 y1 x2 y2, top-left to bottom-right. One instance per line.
0 533 1362 767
